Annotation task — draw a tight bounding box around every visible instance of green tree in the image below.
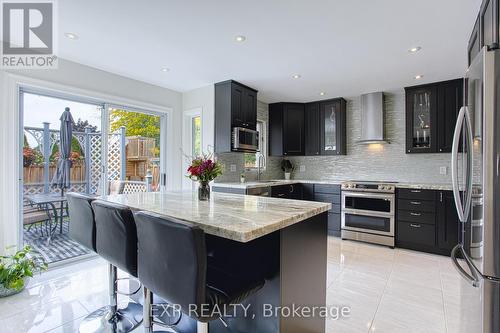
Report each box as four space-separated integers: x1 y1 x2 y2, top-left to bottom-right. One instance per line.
73 118 97 133
110 109 160 146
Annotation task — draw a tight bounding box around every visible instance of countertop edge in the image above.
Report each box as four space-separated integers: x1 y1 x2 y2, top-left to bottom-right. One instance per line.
213 180 455 191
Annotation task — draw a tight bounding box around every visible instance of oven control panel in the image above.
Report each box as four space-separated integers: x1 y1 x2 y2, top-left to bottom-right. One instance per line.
341 182 396 193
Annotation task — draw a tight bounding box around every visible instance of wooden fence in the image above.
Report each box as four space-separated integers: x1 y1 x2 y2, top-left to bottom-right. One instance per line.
24 163 86 184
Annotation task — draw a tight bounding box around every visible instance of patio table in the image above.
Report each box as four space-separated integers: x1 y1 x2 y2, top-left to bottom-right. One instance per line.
25 193 68 244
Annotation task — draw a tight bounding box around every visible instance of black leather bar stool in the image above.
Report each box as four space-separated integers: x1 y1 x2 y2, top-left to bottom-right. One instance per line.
134 211 265 333
82 200 143 333
67 193 97 253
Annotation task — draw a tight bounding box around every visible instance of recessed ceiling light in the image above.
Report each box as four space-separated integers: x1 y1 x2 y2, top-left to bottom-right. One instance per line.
319 92 326 96
414 74 424 80
160 68 170 72
408 46 422 53
292 74 301 79
234 35 246 42
64 32 78 40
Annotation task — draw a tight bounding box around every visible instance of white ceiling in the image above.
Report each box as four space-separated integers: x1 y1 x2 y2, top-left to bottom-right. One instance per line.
58 0 482 103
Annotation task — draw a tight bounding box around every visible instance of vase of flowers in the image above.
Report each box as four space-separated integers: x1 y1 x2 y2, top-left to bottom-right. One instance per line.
187 153 223 201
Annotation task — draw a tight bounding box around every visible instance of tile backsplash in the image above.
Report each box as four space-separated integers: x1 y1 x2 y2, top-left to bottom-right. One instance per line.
216 90 478 184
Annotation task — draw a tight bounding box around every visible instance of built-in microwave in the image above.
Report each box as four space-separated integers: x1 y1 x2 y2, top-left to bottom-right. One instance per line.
232 127 259 152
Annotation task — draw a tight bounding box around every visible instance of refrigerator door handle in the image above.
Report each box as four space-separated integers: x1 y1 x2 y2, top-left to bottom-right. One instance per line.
451 106 474 222
451 107 466 222
463 107 474 220
451 244 481 287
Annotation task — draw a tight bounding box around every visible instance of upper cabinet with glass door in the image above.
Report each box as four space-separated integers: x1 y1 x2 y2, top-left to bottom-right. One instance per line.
405 79 463 154
405 86 437 153
319 98 346 155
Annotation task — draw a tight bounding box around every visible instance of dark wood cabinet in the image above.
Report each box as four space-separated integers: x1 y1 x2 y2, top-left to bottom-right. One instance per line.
312 184 342 236
405 79 463 154
269 103 305 156
437 191 460 253
230 83 245 128
437 80 463 152
215 80 258 153
269 182 341 236
319 99 347 155
301 183 315 201
305 102 320 156
243 88 257 129
405 85 438 153
468 0 499 65
270 184 302 200
396 189 460 256
271 98 346 156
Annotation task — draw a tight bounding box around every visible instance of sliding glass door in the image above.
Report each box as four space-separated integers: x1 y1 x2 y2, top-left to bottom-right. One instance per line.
20 89 104 264
103 105 167 194
19 89 168 266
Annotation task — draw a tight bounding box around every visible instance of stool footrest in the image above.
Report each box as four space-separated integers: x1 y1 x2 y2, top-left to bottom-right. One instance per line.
79 302 143 333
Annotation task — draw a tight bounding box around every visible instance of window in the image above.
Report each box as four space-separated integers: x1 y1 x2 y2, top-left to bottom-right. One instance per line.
244 120 266 168
192 116 201 157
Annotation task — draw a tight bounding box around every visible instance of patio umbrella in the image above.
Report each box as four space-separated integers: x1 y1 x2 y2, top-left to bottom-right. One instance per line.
51 107 74 196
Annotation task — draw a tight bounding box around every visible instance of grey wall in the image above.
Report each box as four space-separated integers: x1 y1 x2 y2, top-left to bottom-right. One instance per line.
217 89 477 184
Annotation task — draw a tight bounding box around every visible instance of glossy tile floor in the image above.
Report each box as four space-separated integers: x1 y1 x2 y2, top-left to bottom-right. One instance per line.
0 237 481 332
326 237 482 333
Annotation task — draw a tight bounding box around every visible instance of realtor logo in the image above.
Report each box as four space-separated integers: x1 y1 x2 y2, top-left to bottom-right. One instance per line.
1 0 58 68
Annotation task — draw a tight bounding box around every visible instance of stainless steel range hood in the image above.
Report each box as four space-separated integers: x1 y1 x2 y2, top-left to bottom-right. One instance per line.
358 92 389 144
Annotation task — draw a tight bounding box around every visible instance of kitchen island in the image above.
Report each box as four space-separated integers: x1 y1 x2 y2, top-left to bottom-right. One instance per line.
99 191 331 333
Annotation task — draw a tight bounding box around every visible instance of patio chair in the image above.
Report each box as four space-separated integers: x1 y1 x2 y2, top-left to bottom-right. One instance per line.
23 204 52 236
121 181 148 194
96 180 148 195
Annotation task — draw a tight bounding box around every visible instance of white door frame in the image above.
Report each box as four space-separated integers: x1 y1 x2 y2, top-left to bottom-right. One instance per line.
182 107 202 190
7 73 173 253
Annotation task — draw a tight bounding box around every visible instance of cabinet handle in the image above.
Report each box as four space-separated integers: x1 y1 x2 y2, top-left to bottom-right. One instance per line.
290 185 294 193
410 201 421 205
440 192 443 202
410 223 421 228
410 212 421 216
410 190 422 193
277 193 285 197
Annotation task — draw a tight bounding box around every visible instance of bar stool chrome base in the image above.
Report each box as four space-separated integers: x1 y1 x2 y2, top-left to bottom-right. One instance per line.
79 302 143 333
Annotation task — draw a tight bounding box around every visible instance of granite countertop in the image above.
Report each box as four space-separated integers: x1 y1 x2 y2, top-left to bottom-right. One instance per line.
213 179 455 191
99 191 331 243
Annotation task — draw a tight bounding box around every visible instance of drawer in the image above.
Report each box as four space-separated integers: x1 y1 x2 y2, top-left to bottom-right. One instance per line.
398 210 435 225
397 221 436 247
398 199 435 213
398 188 435 201
271 184 293 198
328 213 341 232
314 184 340 194
314 193 341 204
314 194 340 213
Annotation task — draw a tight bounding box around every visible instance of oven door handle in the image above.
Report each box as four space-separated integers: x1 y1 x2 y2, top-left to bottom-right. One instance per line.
342 191 395 200
342 208 394 218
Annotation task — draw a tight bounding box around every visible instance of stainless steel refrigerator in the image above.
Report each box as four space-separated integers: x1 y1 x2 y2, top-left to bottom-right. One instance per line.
451 46 500 333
